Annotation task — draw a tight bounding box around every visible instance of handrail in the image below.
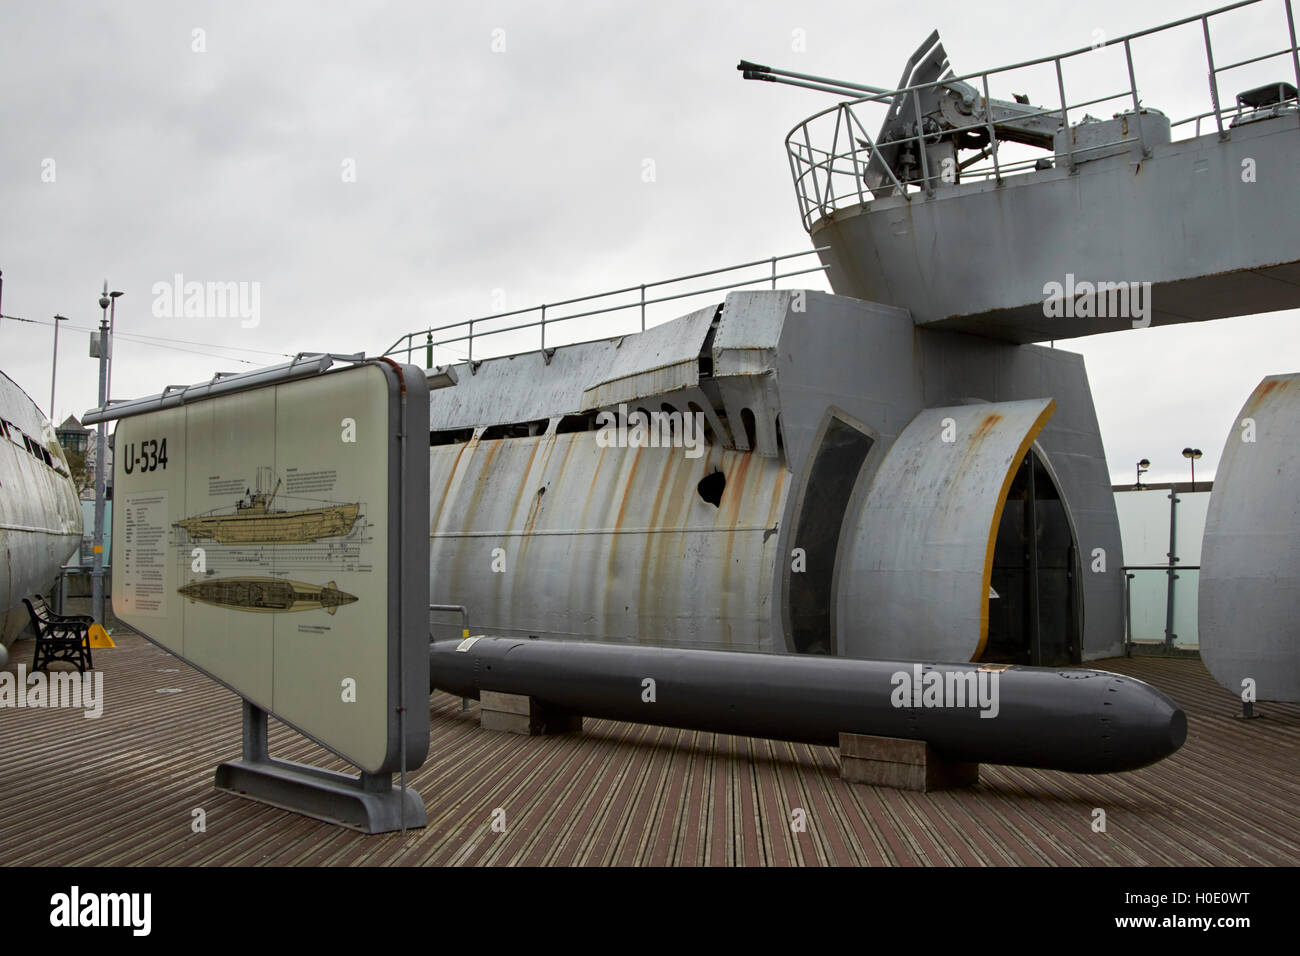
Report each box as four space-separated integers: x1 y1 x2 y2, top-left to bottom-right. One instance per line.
786 0 1266 126
1122 564 1203 655
383 248 830 367
430 603 470 640
783 0 1300 231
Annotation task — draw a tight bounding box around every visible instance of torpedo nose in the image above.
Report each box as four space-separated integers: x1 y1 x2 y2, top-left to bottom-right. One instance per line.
1169 706 1188 750
1105 676 1187 771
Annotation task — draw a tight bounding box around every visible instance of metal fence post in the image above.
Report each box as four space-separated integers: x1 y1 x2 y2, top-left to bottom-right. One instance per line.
912 88 932 195
1124 39 1149 156
1286 0 1300 125
1055 57 1074 173
1164 489 1180 648
982 74 1002 184
801 124 825 212
1124 570 1135 657
1203 17 1226 139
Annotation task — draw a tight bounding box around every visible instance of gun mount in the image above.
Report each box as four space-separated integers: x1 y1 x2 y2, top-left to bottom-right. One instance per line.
741 30 1068 195
740 0 1300 341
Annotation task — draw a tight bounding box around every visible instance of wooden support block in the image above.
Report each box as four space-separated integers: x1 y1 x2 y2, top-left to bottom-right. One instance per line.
479 691 582 736
838 732 978 792
481 691 533 716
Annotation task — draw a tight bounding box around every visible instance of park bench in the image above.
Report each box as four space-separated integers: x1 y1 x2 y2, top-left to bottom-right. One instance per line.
23 595 94 674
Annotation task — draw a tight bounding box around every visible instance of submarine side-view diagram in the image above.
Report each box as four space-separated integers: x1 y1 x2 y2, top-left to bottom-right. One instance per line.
175 466 360 545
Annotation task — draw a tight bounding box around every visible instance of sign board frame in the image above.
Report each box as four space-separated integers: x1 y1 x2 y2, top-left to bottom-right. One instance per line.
87 354 429 830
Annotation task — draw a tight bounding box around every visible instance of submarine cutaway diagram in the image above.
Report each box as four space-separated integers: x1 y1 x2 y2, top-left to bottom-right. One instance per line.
178 576 358 615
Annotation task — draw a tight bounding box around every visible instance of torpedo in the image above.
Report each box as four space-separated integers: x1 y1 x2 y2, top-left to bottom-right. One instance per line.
430 637 1187 774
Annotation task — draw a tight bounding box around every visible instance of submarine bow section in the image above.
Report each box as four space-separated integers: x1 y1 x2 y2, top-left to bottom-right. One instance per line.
0 372 83 662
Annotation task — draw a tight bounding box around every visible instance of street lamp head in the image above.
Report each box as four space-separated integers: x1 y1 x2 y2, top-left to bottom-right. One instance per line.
1135 457 1150 488
110 291 123 299
1183 447 1203 460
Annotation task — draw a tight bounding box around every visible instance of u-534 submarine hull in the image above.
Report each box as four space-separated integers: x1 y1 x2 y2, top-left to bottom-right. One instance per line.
430 637 1187 774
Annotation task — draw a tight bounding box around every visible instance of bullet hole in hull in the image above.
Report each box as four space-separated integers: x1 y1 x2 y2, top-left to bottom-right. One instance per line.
697 469 726 507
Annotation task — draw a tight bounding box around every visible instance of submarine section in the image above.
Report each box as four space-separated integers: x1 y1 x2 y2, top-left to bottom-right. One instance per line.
430 637 1188 774
425 290 1124 665
0 371 84 665
1200 373 1300 703
762 19 1300 342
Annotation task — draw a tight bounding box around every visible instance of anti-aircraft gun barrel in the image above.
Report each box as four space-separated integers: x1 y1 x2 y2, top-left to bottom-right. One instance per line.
737 60 892 99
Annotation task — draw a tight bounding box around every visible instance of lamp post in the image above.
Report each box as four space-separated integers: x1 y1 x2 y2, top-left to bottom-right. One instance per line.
1135 457 1150 488
1181 447 1203 492
106 290 122 403
91 282 117 626
50 314 67 420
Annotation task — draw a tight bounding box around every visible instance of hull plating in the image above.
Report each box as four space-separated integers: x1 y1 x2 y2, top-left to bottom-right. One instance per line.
0 373 84 649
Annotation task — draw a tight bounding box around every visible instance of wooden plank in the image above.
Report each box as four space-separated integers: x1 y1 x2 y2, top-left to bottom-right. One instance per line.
1 632 1297 867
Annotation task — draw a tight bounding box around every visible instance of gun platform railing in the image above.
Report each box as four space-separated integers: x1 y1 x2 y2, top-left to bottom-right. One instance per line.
383 248 829 368
785 0 1300 231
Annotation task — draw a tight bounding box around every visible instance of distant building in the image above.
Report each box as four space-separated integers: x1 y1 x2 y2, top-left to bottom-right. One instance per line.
55 415 89 456
55 415 113 502
54 417 115 568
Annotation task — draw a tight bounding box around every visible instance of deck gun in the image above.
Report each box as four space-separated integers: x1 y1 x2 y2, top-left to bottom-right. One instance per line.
740 31 1063 194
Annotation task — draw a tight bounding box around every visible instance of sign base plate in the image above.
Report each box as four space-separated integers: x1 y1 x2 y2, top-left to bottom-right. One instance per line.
214 701 426 834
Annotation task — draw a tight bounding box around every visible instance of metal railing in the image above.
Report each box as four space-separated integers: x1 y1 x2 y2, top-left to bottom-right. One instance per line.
785 0 1300 230
1124 565 1202 654
383 248 829 368
429 603 470 640
430 603 472 710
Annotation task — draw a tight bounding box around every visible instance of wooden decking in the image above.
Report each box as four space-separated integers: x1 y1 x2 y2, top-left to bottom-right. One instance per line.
1 631 1296 866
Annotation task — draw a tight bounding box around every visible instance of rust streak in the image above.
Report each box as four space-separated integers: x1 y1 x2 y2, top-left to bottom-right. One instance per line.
613 445 646 533
1246 377 1288 414
430 440 470 530
506 438 544 530
725 449 754 527
973 412 1004 443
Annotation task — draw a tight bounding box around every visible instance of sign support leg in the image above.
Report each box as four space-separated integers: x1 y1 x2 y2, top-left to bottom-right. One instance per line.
214 699 426 835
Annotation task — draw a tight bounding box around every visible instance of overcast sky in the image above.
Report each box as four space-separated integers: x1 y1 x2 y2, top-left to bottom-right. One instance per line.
2 0 1296 484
